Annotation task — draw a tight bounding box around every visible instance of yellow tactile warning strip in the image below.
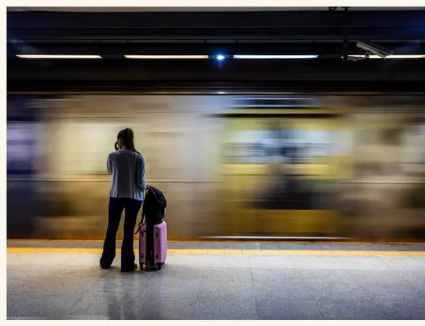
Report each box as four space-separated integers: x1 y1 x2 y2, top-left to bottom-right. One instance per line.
9 239 425 246
6 247 425 257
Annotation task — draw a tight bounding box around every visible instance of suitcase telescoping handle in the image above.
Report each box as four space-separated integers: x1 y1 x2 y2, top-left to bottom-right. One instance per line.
134 185 149 235
134 223 144 235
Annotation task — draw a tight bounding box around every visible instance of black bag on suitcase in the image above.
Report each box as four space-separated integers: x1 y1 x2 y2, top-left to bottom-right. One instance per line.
141 185 167 226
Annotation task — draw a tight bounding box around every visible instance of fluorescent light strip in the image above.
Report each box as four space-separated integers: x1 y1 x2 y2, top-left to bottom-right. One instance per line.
348 54 425 59
125 55 209 59
17 54 102 59
233 55 319 59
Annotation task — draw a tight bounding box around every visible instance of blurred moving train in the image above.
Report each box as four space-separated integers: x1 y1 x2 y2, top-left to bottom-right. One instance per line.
7 94 425 241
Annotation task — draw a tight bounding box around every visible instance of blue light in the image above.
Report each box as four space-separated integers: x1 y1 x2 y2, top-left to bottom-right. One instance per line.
216 54 226 61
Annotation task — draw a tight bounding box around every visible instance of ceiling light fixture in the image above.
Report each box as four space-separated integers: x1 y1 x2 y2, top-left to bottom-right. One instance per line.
348 54 425 59
17 54 102 59
124 55 209 59
233 55 319 59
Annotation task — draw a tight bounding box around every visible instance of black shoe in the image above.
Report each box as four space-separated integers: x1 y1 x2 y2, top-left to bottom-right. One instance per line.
121 263 137 273
100 260 112 269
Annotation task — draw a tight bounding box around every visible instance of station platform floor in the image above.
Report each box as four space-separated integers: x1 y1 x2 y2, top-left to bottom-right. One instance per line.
7 240 425 320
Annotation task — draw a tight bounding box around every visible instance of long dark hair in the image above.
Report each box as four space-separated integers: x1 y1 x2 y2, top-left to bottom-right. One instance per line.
115 128 140 154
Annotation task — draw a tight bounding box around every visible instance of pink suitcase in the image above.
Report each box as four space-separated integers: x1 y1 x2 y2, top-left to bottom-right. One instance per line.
138 221 167 270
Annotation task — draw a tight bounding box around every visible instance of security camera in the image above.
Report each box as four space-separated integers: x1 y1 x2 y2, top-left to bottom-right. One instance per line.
356 40 393 58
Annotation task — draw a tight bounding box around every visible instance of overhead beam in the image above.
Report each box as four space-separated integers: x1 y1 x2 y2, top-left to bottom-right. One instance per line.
8 10 425 29
8 27 425 42
8 59 425 82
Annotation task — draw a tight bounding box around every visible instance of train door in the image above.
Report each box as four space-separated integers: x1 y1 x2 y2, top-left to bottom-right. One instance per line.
219 109 347 238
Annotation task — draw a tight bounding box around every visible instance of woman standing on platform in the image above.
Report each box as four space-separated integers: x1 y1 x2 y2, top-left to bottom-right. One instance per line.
100 128 147 272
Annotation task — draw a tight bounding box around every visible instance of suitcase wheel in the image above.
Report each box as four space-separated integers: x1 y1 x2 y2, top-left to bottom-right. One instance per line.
157 263 164 270
139 263 144 271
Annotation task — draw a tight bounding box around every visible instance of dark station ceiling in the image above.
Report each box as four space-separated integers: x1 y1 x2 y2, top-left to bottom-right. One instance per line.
7 7 425 94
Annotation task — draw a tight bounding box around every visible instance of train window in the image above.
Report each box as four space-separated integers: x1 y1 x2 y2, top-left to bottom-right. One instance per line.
381 128 402 145
7 122 39 175
222 127 333 165
402 125 425 174
49 121 122 175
